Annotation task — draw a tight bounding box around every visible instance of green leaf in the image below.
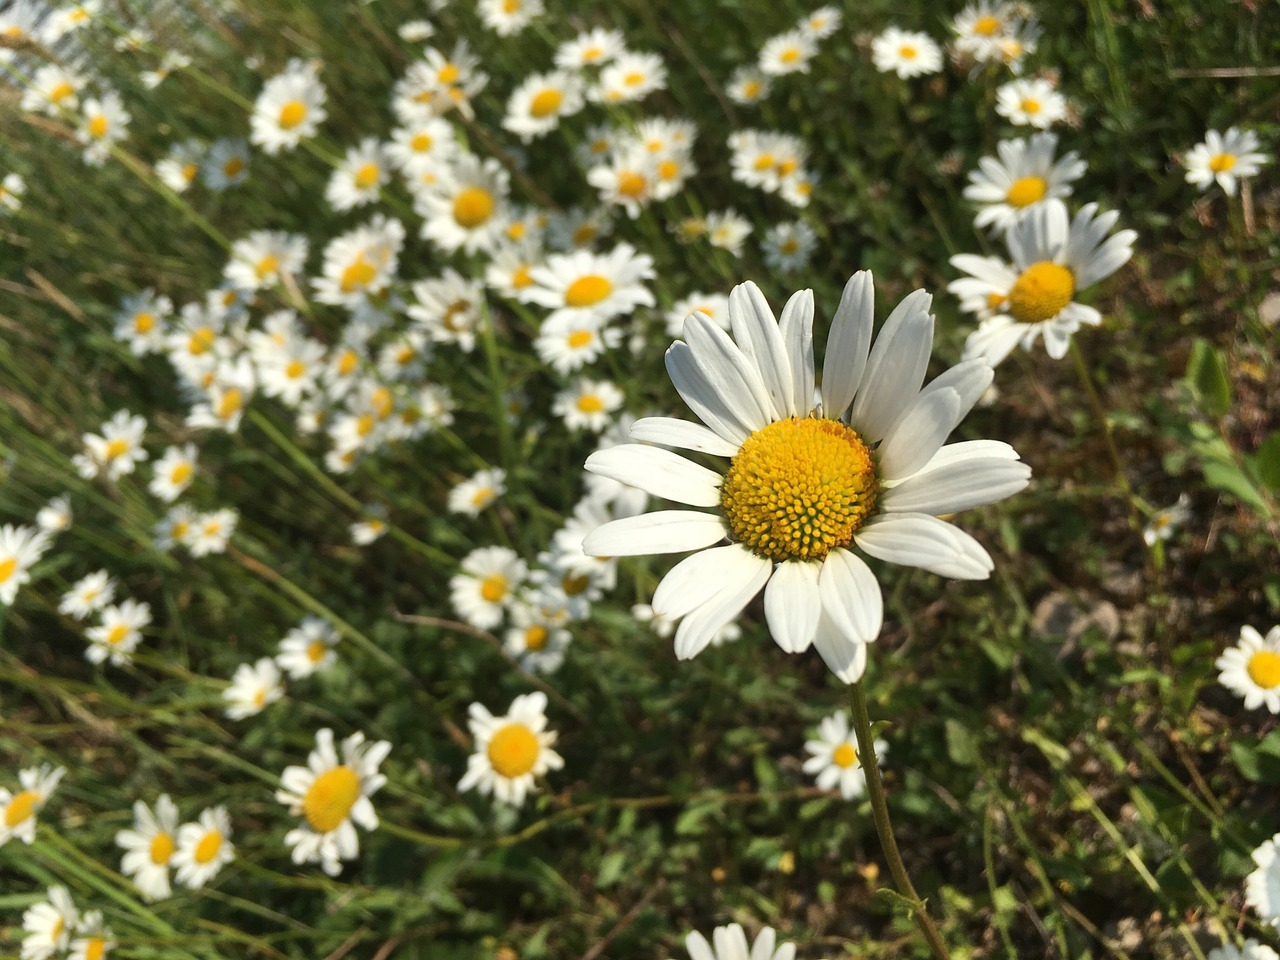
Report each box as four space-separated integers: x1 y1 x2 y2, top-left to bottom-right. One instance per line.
1185 338 1232 417
945 719 981 767
1255 432 1280 492
1231 737 1280 784
596 851 627 888
1202 461 1271 514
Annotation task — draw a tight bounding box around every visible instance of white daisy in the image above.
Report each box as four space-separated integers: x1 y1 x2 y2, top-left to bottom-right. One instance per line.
582 272 1030 680
224 230 309 293
397 19 434 42
450 546 528 630
706 209 753 257
21 884 78 960
951 1 1015 62
458 692 563 807
115 794 180 901
1184 127 1268 197
0 765 65 847
585 146 659 218
477 0 543 36
871 27 943 78
502 70 585 143
153 505 197 553
85 598 151 666
666 293 731 337
20 64 87 116
503 602 571 674
1 172 26 214
223 658 285 720
148 443 198 502
386 117 457 176
802 709 887 800
1217 625 1280 714
0 524 51 605
522 242 656 326
76 410 148 481
759 29 817 76
727 66 771 105
276 616 340 679
1208 941 1280 960
1247 833 1280 928
951 199 1136 365
202 137 250 190
325 137 392 212
553 378 624 432
799 6 842 39
35 495 73 535
312 214 405 308
58 570 115 620
77 91 131 166
592 51 667 103
996 77 1067 129
172 806 234 889
448 468 507 517
186 508 237 557
534 314 621 374
113 289 173 355
761 220 817 273
416 154 509 254
406 268 486 352
250 59 327 155
681 923 796 960
963 132 1087 233
276 728 391 876
554 27 625 69
66 911 113 960
1142 493 1191 547
350 516 389 545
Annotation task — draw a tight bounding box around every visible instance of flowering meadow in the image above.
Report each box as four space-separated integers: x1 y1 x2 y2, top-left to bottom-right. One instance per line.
2 0 1279 957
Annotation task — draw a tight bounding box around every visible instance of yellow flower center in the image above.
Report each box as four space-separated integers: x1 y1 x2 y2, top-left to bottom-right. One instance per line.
49 82 75 103
974 14 1001 35
562 573 590 596
3 25 24 37
566 330 594 349
1247 650 1280 690
337 349 359 376
576 394 605 414
306 639 329 662
524 625 549 651
616 171 646 198
371 387 394 418
181 162 198 182
572 223 598 245
356 413 375 437
223 157 245 178
582 45 603 61
779 48 800 64
134 311 156 332
657 159 680 180
171 519 189 539
1209 153 1236 173
105 437 130 460
88 114 108 138
512 265 533 288
0 558 15 583
753 152 777 171
898 45 918 59
564 274 613 308
171 462 193 485
106 624 129 645
353 162 380 189
217 387 244 421
487 723 539 778
278 100 307 130
529 88 563 118
1005 175 1048 208
410 132 432 152
50 917 64 942
453 187 495 228
84 938 106 960
3 789 38 827
283 360 305 380
1020 98 1041 114
188 326 215 355
150 831 175 864
624 71 645 86
721 417 878 563
742 80 762 98
340 256 377 293
507 221 527 240
255 254 280 278
193 830 223 864
780 239 799 254
480 573 508 603
437 63 460 84
832 742 858 768
1007 261 1075 324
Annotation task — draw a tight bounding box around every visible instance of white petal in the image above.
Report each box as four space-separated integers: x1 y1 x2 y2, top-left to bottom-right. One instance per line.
812 609 869 684
821 271 874 419
629 416 740 456
666 341 752 445
854 513 993 579
686 933 716 960
765 560 822 653
817 548 883 645
683 311 777 429
672 553 772 660
778 287 815 417
652 544 760 619
582 511 727 557
847 288 934 443
750 929 777 960
882 457 1031 515
730 281 796 419
584 445 722 507
875 387 962 481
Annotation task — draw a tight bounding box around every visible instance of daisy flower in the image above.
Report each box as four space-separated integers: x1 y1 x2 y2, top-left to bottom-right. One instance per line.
148 443 198 502
416 155 509 254
250 59 327 155
312 214 405 308
0 764 65 846
727 67 771 105
223 658 285 720
951 1 1015 61
406 268 486 352
761 221 817 273
522 242 656 326
553 378 624 432
1247 833 1280 927
35 495 73 534
963 132 1087 233
871 27 943 78
66 911 113 960
450 546 528 630
85 598 151 666
350 516 389 545
59 569 115 620
681 923 796 960
276 616 340 679
1142 493 1191 546
503 603 571 674
172 806 234 889
185 357 256 433
448 468 507 517
401 41 488 121
593 51 667 103
113 288 173 355
325 137 392 212
535 315 622 373
386 117 457 176
666 292 731 337
586 146 659 218
706 209 753 257
276 728 391 876
20 64 86 116
21 884 78 960
115 794 180 901
1184 128 1268 197
75 410 148 481
45 0 101 40
458 692 563 807
224 230 308 292
996 78 1067 129
555 27 625 69
582 272 1030 680
477 0 543 35
1 172 26 214
1217 625 1280 714
77 91 131 166
186 508 237 557
1208 942 1280 960
799 6 842 39
503 70 585 142
202 137 250 190
0 524 51 605
803 710 887 799
951 199 1136 365
397 19 434 42
759 29 817 76
154 505 197 552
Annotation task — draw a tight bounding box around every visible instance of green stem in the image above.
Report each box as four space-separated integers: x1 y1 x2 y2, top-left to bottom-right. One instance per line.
849 682 952 960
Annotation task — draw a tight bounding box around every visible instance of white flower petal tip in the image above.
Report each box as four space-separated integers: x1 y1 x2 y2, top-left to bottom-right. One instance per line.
581 511 727 557
855 514 995 580
584 445 722 507
765 560 822 653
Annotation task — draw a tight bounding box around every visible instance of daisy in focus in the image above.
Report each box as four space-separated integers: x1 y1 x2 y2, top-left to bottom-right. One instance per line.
1184 127 1268 197
115 794 180 900
275 727 391 876
458 692 563 808
1217 625 1280 714
1247 833 1280 928
680 923 796 960
871 27 943 79
583 272 1031 681
803 710 887 800
950 199 1136 365
0 764 65 846
962 132 1087 233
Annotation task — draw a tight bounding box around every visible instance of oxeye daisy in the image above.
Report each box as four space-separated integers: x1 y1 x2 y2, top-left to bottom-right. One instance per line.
535 315 622 373
996 77 1067 129
799 6 842 39
386 117 457 176
727 66 771 105
458 692 563 808
448 468 507 517
21 884 79 960
553 378 624 432
406 268 486 352
1208 941 1280 960
224 230 308 293
450 545 528 630
59 569 116 620
276 616 340 679
803 709 887 799
0 764 65 846
416 155 509 254
1 172 25 214
1247 833 1280 927
477 0 543 36
950 199 1136 365
21 64 87 116
250 59 327 155
36 495 73 534
275 728 391 876
325 137 392 212
759 28 817 76
1142 493 1191 547
223 658 285 720
502 70 585 143
76 410 148 481
1184 127 1268 197
148 443 198 502
172 806 234 889
554 27 625 69
522 242 656 326
77 91 131 166
186 507 237 557
593 51 667 103
202 137 250 190
85 598 151 665
0 523 51 605
963 132 1087 233
666 293 731 337
679 923 797 960
586 146 659 218
582 272 1030 681
66 911 113 960
1217 625 1280 714
706 209 753 257
951 1 1015 62
871 27 943 78
113 288 173 355
503 602 571 674
115 794 180 901
761 220 817 273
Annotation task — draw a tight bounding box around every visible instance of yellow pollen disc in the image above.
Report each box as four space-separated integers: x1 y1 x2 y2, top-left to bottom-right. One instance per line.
487 723 539 778
507 221 527 240
3 25 23 36
512 265 533 288
753 152 776 171
396 345 415 364
899 45 918 59
277 100 307 130
3 790 38 827
371 386 394 418
150 831 175 864
572 224 598 245
356 413 375 437
566 330 594 349
576 394 605 414
193 830 222 864
354 162 380 189
562 573 590 596
1247 650 1280 690
50 917 64 942
84 939 106 960
564 274 613 308
88 114 108 138
453 187 495 228
401 134 429 156
50 82 75 103
0 558 16 583
285 359 306 380
1209 153 1236 173
623 71 645 85
780 240 799 254
1007 261 1075 324
188 326 215 355
217 387 243 420
658 159 680 180
743 80 761 97
104 437 130 460
529 88 563 118
1020 98 1041 114
255 254 280 278
134 311 156 333
470 487 494 507
480 573 508 603
252 688 267 707
181 162 198 182
616 171 646 198
107 624 130 645
1006 175 1047 208
780 48 800 64
171 520 189 539
340 256 377 292
721 417 878 563
974 14 1000 35
170 462 193 485
525 625 549 650
306 639 328 662
337 349 358 375
223 157 244 177
583 46 603 61
832 742 858 768
503 0 519 12
438 63 460 84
